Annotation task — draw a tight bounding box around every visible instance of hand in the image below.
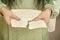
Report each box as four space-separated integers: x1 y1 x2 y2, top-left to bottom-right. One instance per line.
0 8 20 26
32 8 51 24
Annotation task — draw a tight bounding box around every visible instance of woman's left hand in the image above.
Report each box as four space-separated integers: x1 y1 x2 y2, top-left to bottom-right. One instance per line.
32 8 52 24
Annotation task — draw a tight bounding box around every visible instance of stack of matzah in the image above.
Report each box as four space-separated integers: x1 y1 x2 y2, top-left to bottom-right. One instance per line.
11 9 47 29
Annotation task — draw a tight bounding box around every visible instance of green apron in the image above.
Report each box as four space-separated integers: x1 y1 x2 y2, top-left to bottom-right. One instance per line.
0 16 48 40
0 0 48 40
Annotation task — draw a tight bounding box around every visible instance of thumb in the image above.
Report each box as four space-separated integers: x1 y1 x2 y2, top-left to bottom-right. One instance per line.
32 16 43 21
11 15 20 21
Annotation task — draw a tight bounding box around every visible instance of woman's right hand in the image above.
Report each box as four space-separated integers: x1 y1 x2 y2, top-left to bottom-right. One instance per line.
0 8 20 26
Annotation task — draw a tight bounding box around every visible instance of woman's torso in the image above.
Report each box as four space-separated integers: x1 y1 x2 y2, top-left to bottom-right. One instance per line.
11 0 37 9
2 0 46 10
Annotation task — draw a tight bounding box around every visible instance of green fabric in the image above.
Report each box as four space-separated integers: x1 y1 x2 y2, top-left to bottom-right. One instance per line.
9 28 48 40
0 16 9 40
11 0 36 9
0 0 59 40
0 16 48 40
0 0 59 18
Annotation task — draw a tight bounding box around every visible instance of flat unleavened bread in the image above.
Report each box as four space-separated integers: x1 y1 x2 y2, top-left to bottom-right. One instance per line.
11 9 47 29
29 20 47 29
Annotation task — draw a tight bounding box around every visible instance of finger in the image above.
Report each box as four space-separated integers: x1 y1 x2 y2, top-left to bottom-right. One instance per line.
44 18 50 24
11 15 20 21
4 17 11 27
32 16 43 21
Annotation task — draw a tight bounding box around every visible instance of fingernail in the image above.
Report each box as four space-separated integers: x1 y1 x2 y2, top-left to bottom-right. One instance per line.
17 18 20 21
31 20 34 21
29 20 33 22
32 19 36 21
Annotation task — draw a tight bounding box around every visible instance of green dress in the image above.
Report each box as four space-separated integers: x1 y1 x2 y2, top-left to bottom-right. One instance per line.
0 0 59 40
0 17 48 40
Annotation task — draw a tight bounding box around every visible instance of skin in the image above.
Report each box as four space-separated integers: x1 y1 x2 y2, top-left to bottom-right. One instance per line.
0 7 51 27
32 8 51 24
0 7 20 26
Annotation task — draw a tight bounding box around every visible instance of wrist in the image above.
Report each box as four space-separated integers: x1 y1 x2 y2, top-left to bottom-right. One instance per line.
46 8 51 12
45 8 52 15
0 7 8 15
0 7 5 16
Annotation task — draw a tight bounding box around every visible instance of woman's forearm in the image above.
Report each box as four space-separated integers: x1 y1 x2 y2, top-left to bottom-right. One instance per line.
0 0 7 15
0 7 9 15
42 8 52 16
